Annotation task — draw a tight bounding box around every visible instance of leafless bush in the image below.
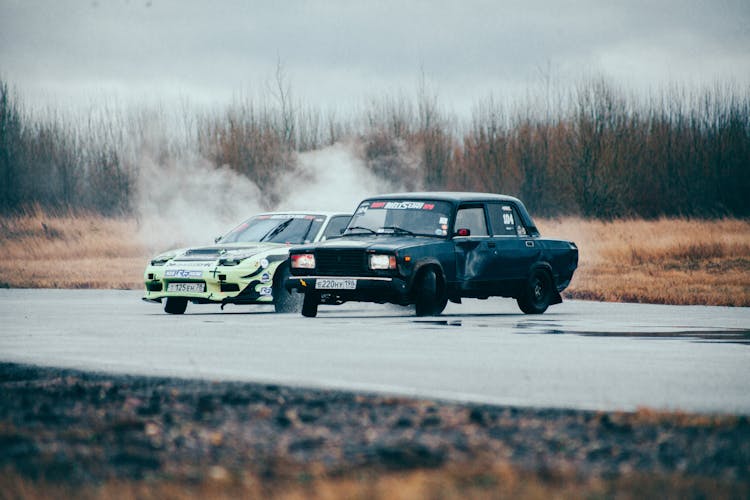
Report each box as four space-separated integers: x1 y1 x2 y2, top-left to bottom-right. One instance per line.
1 77 748 218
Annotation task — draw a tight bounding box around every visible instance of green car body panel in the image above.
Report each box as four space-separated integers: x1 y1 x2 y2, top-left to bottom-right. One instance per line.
143 212 351 313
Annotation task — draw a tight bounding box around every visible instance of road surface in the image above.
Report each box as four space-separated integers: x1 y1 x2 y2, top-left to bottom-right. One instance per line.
1 289 748 414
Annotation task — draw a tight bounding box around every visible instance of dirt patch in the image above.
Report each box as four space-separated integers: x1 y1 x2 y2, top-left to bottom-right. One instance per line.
1 363 748 498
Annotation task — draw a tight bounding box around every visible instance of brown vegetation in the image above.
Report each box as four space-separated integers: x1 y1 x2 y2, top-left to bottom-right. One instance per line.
0 209 145 289
1 211 748 306
540 218 750 306
1 363 747 500
2 78 748 219
3 466 745 500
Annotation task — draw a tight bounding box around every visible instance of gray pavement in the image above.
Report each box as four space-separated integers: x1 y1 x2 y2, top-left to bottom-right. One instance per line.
1 289 749 414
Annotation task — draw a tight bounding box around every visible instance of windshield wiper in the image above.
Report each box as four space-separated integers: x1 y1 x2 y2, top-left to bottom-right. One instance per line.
345 226 377 235
261 218 293 241
379 226 416 236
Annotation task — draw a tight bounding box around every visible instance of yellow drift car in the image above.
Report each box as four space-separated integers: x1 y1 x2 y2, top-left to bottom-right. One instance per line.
143 212 351 314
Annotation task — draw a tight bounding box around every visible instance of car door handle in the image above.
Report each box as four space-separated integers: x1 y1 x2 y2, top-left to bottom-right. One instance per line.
525 240 534 248
488 242 496 248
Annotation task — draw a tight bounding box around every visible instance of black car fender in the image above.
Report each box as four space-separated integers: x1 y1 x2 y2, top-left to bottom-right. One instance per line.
408 258 447 295
527 261 563 305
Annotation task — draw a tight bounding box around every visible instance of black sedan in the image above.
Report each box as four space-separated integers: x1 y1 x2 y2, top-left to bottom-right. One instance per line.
287 192 578 317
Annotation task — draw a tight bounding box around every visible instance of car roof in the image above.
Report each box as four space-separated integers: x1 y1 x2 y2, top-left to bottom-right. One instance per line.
256 211 351 217
363 192 522 204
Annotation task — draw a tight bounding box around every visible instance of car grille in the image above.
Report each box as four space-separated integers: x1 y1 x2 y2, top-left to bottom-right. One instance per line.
316 250 366 276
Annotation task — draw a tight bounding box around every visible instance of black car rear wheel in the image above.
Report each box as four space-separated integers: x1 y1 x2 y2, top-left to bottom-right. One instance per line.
415 268 447 317
164 297 188 315
301 291 319 317
517 269 553 314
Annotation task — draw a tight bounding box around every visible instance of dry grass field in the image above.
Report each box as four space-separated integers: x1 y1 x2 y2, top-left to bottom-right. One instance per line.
1 210 748 306
3 466 743 500
539 218 750 307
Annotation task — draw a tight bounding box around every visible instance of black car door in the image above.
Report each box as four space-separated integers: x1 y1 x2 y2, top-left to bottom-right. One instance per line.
486 202 541 294
452 204 495 294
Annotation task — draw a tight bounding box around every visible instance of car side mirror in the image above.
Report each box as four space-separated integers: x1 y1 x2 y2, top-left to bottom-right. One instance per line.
214 236 221 243
455 228 471 237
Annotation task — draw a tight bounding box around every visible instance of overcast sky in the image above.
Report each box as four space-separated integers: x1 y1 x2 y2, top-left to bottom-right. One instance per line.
1 0 748 115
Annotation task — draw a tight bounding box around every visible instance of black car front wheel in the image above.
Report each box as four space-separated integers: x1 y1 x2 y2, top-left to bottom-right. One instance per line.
301 291 319 317
164 297 188 315
517 269 553 314
273 265 304 313
414 268 447 317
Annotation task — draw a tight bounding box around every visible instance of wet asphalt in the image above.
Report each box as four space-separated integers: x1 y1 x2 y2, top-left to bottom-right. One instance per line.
1 289 749 414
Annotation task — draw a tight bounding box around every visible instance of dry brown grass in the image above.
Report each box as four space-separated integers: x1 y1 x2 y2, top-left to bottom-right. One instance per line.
539 217 750 307
0 211 748 306
0 208 148 289
1 464 744 500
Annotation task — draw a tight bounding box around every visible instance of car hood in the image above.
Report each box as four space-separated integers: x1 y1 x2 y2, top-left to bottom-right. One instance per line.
163 242 287 262
300 235 445 253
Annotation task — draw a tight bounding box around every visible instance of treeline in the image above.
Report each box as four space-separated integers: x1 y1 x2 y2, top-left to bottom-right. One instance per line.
1 78 748 218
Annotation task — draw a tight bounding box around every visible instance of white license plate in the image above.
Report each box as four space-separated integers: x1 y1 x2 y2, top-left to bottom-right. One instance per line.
167 282 205 293
315 279 357 290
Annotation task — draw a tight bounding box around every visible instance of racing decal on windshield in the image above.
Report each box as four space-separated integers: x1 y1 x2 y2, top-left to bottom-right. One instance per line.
383 201 425 210
368 201 438 210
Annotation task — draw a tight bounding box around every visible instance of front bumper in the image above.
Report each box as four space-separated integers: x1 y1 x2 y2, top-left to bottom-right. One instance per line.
143 265 276 305
286 275 409 305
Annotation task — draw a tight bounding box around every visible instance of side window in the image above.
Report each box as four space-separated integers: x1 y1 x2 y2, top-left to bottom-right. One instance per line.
321 215 350 240
455 206 488 236
488 204 526 236
488 204 516 236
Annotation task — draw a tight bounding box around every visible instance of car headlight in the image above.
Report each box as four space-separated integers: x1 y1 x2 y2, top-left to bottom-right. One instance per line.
369 254 396 270
291 253 315 269
150 257 172 266
218 255 257 267
218 257 243 266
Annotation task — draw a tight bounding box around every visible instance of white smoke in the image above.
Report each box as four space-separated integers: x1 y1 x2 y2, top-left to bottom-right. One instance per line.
277 142 381 213
135 153 264 251
135 141 411 252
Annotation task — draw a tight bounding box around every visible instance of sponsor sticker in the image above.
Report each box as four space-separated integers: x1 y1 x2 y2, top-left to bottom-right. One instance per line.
165 269 203 278
260 286 273 296
370 201 385 208
439 216 448 224
384 201 424 210
261 272 271 282
166 261 213 267
260 258 269 268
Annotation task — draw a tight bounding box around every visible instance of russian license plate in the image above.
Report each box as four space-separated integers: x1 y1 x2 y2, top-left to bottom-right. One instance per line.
167 282 205 293
315 279 356 290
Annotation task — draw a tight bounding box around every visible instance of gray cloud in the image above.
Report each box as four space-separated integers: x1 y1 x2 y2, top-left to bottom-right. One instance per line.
1 0 748 113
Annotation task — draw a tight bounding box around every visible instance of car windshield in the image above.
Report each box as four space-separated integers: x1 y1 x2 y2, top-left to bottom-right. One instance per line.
218 214 325 244
345 200 453 237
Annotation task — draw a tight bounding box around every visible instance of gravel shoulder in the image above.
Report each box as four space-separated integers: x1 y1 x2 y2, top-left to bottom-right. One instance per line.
1 362 749 498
